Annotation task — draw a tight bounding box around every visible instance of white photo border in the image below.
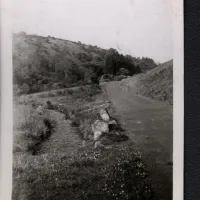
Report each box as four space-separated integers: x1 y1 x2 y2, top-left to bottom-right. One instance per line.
0 0 183 199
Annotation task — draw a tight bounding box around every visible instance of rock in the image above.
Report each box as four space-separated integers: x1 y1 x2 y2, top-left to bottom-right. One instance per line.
91 120 109 134
37 105 42 109
99 109 110 122
94 141 105 149
109 120 117 125
91 120 109 141
93 131 102 141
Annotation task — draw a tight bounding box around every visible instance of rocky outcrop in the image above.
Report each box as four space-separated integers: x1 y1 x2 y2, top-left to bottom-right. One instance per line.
91 120 109 141
99 108 110 122
91 109 127 147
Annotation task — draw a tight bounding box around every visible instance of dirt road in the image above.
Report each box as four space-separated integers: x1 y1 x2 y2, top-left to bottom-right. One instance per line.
105 81 173 200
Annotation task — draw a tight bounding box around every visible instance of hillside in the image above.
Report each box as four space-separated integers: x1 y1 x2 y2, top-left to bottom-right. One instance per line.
120 60 173 104
13 32 157 95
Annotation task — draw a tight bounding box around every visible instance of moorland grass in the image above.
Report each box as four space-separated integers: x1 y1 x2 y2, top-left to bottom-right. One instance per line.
13 143 155 200
13 85 155 200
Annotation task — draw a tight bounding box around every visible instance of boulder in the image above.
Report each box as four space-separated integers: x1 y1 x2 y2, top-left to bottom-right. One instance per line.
109 120 117 125
99 109 110 122
91 120 109 140
91 120 109 133
93 131 102 141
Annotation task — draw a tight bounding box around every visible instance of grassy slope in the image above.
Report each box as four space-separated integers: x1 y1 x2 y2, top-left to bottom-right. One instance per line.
13 33 157 94
13 34 106 69
13 144 154 200
13 33 107 93
121 60 173 104
13 86 155 200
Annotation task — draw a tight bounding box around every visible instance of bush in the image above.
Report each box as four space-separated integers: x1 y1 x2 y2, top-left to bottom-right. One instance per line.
31 84 40 93
117 68 129 76
79 119 93 140
20 83 30 94
104 49 140 76
13 84 22 96
67 89 73 95
114 75 127 81
47 91 56 97
15 112 56 154
56 90 64 96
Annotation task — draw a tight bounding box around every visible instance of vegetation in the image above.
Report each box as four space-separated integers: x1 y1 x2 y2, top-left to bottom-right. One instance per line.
13 143 155 200
121 60 173 104
13 81 156 200
104 48 141 75
13 32 157 95
13 105 56 154
12 32 160 200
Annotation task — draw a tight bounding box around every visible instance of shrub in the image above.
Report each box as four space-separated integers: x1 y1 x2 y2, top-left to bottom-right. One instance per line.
117 68 129 76
15 113 56 154
48 91 56 97
114 75 127 81
13 84 22 96
31 84 40 93
67 89 73 95
56 90 64 96
79 119 93 140
20 83 30 94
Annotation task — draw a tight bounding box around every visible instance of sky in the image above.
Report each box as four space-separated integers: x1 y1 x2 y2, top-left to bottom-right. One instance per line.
12 0 173 63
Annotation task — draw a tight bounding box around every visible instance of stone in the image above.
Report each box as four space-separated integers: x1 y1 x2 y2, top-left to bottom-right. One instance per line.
94 141 105 149
109 120 117 125
93 131 102 141
91 120 109 141
99 109 110 122
91 120 109 134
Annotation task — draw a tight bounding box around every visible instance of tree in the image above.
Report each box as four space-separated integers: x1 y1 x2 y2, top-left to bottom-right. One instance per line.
76 52 91 63
104 53 113 74
31 84 40 93
104 49 134 75
20 83 30 94
117 68 129 76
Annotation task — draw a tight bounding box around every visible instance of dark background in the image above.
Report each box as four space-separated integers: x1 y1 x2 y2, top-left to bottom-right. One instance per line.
185 0 200 199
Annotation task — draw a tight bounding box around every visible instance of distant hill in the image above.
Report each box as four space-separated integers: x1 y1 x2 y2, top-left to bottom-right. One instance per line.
121 60 173 104
13 32 157 94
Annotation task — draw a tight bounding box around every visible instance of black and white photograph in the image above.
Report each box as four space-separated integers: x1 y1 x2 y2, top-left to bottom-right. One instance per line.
0 0 183 199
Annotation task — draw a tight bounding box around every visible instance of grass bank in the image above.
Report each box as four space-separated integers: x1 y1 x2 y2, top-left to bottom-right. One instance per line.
13 143 155 200
13 84 156 200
